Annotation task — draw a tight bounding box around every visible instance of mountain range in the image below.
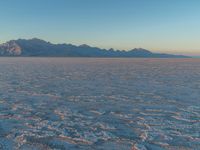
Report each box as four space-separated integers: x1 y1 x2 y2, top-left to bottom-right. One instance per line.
0 38 189 58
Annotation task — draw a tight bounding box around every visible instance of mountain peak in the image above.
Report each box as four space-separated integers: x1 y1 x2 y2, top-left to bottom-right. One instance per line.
30 38 45 41
28 38 50 44
79 44 91 48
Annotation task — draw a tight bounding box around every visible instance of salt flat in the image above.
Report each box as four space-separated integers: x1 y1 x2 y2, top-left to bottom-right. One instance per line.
0 58 199 149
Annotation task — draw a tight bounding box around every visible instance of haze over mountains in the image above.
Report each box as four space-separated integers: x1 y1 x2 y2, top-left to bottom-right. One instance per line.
0 38 189 58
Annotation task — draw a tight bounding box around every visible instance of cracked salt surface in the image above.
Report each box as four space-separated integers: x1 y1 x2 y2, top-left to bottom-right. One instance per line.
0 58 199 150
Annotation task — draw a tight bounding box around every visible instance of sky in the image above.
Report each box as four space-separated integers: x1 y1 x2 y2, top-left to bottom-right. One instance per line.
0 0 200 56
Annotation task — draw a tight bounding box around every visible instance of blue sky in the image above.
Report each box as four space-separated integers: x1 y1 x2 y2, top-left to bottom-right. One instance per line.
0 0 200 55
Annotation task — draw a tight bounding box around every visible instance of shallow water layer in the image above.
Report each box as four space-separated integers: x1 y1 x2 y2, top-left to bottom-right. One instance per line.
0 58 199 150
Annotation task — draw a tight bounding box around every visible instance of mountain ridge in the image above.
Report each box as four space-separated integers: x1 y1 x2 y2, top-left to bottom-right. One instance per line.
0 38 190 58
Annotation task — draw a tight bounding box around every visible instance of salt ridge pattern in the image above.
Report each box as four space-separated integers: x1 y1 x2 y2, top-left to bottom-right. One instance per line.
0 58 199 150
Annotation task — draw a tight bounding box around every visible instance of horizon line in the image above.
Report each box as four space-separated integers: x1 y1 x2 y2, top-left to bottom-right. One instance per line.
0 37 199 57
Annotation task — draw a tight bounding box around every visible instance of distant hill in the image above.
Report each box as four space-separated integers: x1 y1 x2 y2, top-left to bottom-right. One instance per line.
0 38 189 58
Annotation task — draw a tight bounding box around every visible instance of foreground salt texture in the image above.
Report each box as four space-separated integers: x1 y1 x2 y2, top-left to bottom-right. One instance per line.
0 58 199 150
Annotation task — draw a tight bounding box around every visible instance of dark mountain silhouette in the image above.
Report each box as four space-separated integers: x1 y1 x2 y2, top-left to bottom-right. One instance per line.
0 38 189 58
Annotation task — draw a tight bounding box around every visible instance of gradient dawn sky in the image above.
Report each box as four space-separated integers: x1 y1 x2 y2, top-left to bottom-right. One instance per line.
0 0 200 55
